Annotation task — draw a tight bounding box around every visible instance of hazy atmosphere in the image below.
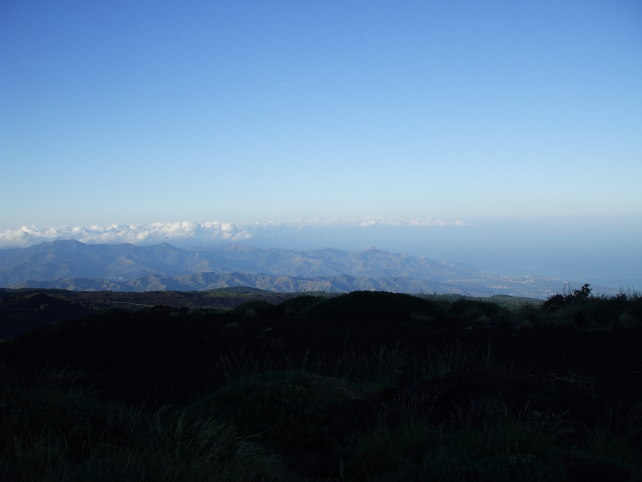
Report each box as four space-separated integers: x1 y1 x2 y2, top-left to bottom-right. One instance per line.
1 1 641 289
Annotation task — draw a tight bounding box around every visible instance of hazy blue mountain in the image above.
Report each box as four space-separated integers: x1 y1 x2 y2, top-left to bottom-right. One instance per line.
2 240 613 298
191 244 480 279
0 240 205 285
0 240 478 286
8 271 583 299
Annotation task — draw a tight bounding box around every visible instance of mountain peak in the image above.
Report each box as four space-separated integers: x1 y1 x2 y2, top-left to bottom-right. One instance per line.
51 239 83 245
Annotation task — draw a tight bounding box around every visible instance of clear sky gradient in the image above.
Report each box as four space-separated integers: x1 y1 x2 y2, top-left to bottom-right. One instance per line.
1 1 641 288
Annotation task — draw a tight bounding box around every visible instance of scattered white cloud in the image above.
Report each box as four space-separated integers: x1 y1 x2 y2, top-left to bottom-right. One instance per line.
0 221 257 248
0 217 463 248
294 216 461 228
348 216 460 228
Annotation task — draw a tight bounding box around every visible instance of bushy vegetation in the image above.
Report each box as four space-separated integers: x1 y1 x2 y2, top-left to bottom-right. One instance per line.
4 351 640 480
540 284 642 330
0 381 289 481
2 288 642 480
296 290 444 320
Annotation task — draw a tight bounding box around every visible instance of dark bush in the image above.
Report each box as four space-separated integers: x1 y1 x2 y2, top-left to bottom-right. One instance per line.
542 284 642 330
296 291 442 320
543 284 593 313
450 299 503 319
230 300 277 319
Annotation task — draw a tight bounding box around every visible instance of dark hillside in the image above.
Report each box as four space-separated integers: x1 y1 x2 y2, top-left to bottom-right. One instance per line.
1 290 641 480
296 290 444 320
2 291 640 409
0 293 93 340
0 287 316 339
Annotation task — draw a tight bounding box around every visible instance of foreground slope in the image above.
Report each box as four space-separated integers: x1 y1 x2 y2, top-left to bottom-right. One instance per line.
1 291 640 480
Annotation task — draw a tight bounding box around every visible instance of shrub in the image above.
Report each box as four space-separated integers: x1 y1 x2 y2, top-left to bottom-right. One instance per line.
542 284 642 330
543 284 592 313
180 370 339 452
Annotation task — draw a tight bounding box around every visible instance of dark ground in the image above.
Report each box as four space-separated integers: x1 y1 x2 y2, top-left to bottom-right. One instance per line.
1 291 640 412
0 287 311 340
1 290 641 481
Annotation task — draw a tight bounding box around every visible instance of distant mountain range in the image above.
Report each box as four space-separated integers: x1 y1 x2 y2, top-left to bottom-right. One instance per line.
6 271 576 299
0 240 611 299
0 240 478 284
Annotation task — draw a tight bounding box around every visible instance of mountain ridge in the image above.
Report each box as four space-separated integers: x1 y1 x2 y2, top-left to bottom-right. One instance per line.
7 271 589 299
0 240 620 299
0 240 479 286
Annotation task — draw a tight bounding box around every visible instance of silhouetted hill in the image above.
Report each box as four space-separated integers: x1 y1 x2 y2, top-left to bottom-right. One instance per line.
0 292 93 340
295 290 443 320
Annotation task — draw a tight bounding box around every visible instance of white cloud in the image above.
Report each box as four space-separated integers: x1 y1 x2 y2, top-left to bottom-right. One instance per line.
292 216 462 228
0 222 258 248
0 217 463 248
346 216 461 228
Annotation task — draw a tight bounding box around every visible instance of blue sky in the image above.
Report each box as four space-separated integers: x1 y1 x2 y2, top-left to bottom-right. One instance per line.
1 1 641 288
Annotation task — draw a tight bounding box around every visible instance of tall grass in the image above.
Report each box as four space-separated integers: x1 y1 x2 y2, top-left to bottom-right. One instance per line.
0 385 287 481
3 291 642 480
342 400 570 482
